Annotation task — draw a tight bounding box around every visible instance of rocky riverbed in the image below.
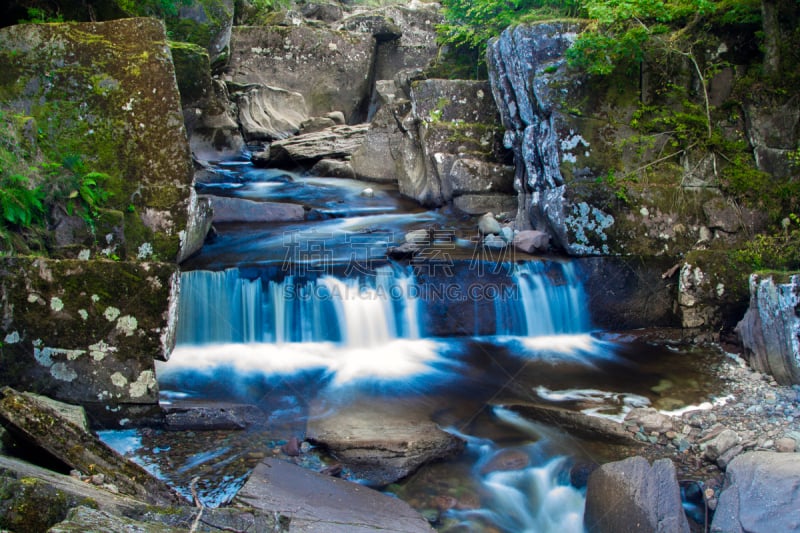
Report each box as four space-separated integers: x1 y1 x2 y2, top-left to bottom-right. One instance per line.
619 339 800 527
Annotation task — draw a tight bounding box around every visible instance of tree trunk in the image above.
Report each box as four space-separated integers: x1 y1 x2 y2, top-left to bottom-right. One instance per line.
762 0 781 77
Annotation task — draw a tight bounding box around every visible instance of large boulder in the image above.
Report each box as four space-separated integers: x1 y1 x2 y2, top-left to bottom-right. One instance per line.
0 257 178 412
711 452 800 533
225 25 375 121
234 457 435 532
584 456 690 533
262 124 369 167
233 84 309 142
351 79 512 210
0 18 196 261
736 273 800 385
306 400 465 486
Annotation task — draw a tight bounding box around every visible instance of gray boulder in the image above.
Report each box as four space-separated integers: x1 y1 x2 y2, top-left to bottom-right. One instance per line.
201 195 305 223
309 158 357 179
234 85 309 141
584 456 690 533
226 25 375 121
711 452 800 532
306 400 465 487
266 124 369 166
736 273 800 385
234 458 435 532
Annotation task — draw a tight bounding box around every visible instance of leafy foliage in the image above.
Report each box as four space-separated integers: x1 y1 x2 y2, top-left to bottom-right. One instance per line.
0 113 111 255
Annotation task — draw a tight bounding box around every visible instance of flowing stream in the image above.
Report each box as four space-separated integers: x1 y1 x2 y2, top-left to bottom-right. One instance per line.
100 159 726 532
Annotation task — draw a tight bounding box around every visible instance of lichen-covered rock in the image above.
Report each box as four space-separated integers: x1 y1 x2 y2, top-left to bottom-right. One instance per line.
677 250 750 339
736 273 800 385
0 18 195 261
0 257 178 407
225 25 375 121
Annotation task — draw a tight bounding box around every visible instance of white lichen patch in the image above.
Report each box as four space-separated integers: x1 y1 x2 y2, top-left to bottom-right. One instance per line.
78 309 89 321
116 315 138 336
89 340 117 361
4 331 20 344
50 362 77 382
91 294 100 303
565 202 615 255
716 283 726 297
560 131 590 164
104 306 121 322
129 370 156 398
34 346 86 367
137 242 153 260
78 249 91 260
50 297 64 312
27 293 40 303
110 372 128 388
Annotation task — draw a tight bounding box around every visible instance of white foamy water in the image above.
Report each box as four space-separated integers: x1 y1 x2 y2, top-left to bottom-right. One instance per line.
535 386 651 422
160 338 445 386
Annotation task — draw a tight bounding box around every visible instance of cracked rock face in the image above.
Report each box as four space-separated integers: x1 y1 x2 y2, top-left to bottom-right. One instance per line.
736 273 800 385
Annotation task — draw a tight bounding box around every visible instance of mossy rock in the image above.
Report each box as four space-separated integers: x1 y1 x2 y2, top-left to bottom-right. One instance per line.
0 256 178 406
0 18 193 261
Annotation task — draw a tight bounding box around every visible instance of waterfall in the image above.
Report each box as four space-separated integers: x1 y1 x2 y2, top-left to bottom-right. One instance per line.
495 261 589 336
176 265 420 346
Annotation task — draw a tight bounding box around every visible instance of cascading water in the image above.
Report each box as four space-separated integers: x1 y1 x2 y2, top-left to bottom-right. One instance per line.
100 151 722 533
495 261 589 336
176 264 420 346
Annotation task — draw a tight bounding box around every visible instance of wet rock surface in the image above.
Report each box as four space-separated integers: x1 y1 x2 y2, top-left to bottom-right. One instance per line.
234 457 435 532
306 400 466 487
